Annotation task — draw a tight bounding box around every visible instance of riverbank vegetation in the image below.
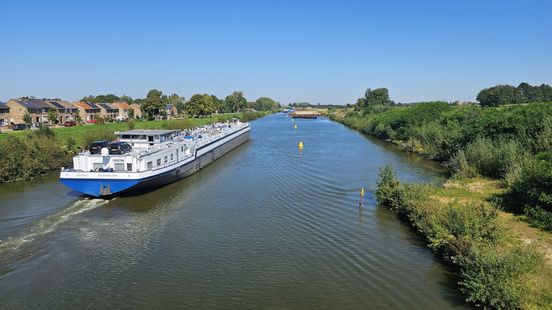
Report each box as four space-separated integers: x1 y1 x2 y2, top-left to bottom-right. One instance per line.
328 94 552 232
0 111 268 183
328 84 552 308
375 166 552 308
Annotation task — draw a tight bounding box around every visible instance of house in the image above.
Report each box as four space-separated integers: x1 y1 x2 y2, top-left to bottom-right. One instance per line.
165 104 178 119
73 101 101 122
5 98 51 124
97 103 119 120
112 101 131 119
0 102 9 127
129 103 142 119
45 100 79 123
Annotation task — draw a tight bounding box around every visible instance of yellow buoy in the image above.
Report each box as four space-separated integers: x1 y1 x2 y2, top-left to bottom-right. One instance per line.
294 124 298 129
360 187 365 197
298 141 304 149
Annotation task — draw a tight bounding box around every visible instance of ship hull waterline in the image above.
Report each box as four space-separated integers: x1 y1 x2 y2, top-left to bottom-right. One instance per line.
60 130 250 198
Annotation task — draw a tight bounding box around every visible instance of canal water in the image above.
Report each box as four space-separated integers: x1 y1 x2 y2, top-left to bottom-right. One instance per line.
0 114 468 309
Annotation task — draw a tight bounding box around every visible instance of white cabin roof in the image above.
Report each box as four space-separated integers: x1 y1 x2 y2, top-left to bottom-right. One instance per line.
115 129 178 136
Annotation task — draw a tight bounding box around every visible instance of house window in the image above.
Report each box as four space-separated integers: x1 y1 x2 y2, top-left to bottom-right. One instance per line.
147 162 153 170
157 159 161 166
126 163 133 171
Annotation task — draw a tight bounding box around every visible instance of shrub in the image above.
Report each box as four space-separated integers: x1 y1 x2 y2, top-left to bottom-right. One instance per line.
449 150 478 178
456 244 543 309
510 152 552 213
164 119 195 130
524 206 552 231
34 125 55 138
0 134 71 182
238 111 265 122
462 137 526 178
127 119 135 130
374 164 544 309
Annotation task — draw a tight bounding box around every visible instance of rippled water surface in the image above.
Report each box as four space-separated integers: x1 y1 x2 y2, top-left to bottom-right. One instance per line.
0 114 468 309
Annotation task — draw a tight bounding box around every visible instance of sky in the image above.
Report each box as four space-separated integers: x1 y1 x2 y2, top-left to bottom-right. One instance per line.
1 0 551 104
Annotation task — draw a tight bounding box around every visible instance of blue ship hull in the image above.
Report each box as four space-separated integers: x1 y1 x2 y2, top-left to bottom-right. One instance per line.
60 178 140 197
61 163 192 197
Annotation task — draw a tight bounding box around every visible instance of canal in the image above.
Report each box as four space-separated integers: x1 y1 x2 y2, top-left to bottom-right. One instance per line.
0 114 468 309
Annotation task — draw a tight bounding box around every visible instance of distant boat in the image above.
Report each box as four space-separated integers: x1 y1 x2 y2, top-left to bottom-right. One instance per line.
282 108 293 113
290 111 317 119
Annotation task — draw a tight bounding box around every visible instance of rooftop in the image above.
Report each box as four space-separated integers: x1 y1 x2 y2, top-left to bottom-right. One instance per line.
14 99 51 109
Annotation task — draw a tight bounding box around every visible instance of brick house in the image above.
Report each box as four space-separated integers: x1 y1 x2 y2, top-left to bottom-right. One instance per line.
165 104 178 119
97 103 119 120
73 101 101 122
0 102 9 127
45 100 79 123
112 101 131 119
5 98 51 124
129 103 143 119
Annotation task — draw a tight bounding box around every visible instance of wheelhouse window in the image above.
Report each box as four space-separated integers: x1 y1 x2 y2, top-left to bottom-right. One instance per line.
147 161 153 170
157 159 161 166
114 163 125 171
164 156 168 163
126 163 132 171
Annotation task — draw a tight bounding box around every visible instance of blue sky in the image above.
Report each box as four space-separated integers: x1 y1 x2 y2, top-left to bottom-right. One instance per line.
1 0 551 104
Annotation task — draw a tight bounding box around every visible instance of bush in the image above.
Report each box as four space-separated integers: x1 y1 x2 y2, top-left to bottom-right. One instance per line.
0 134 72 182
374 164 544 309
449 150 478 178
510 152 552 213
524 206 552 231
127 119 135 130
457 244 543 309
238 111 265 122
462 137 526 178
164 119 195 130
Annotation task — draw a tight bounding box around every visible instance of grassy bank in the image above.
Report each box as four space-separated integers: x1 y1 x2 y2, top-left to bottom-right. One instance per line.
376 165 552 308
327 103 552 231
0 111 268 183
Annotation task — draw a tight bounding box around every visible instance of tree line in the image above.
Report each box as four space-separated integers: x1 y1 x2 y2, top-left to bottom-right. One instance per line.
477 82 552 106
83 90 280 120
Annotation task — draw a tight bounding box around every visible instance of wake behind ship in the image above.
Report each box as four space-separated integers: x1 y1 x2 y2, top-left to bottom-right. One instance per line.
60 119 250 197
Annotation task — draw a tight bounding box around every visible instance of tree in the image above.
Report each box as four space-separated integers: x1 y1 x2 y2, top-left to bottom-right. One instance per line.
47 109 59 124
141 89 165 120
366 88 391 106
477 82 552 106
211 95 224 113
119 95 133 103
185 94 216 117
224 91 247 113
23 112 32 125
127 108 135 119
74 110 83 123
252 97 279 111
